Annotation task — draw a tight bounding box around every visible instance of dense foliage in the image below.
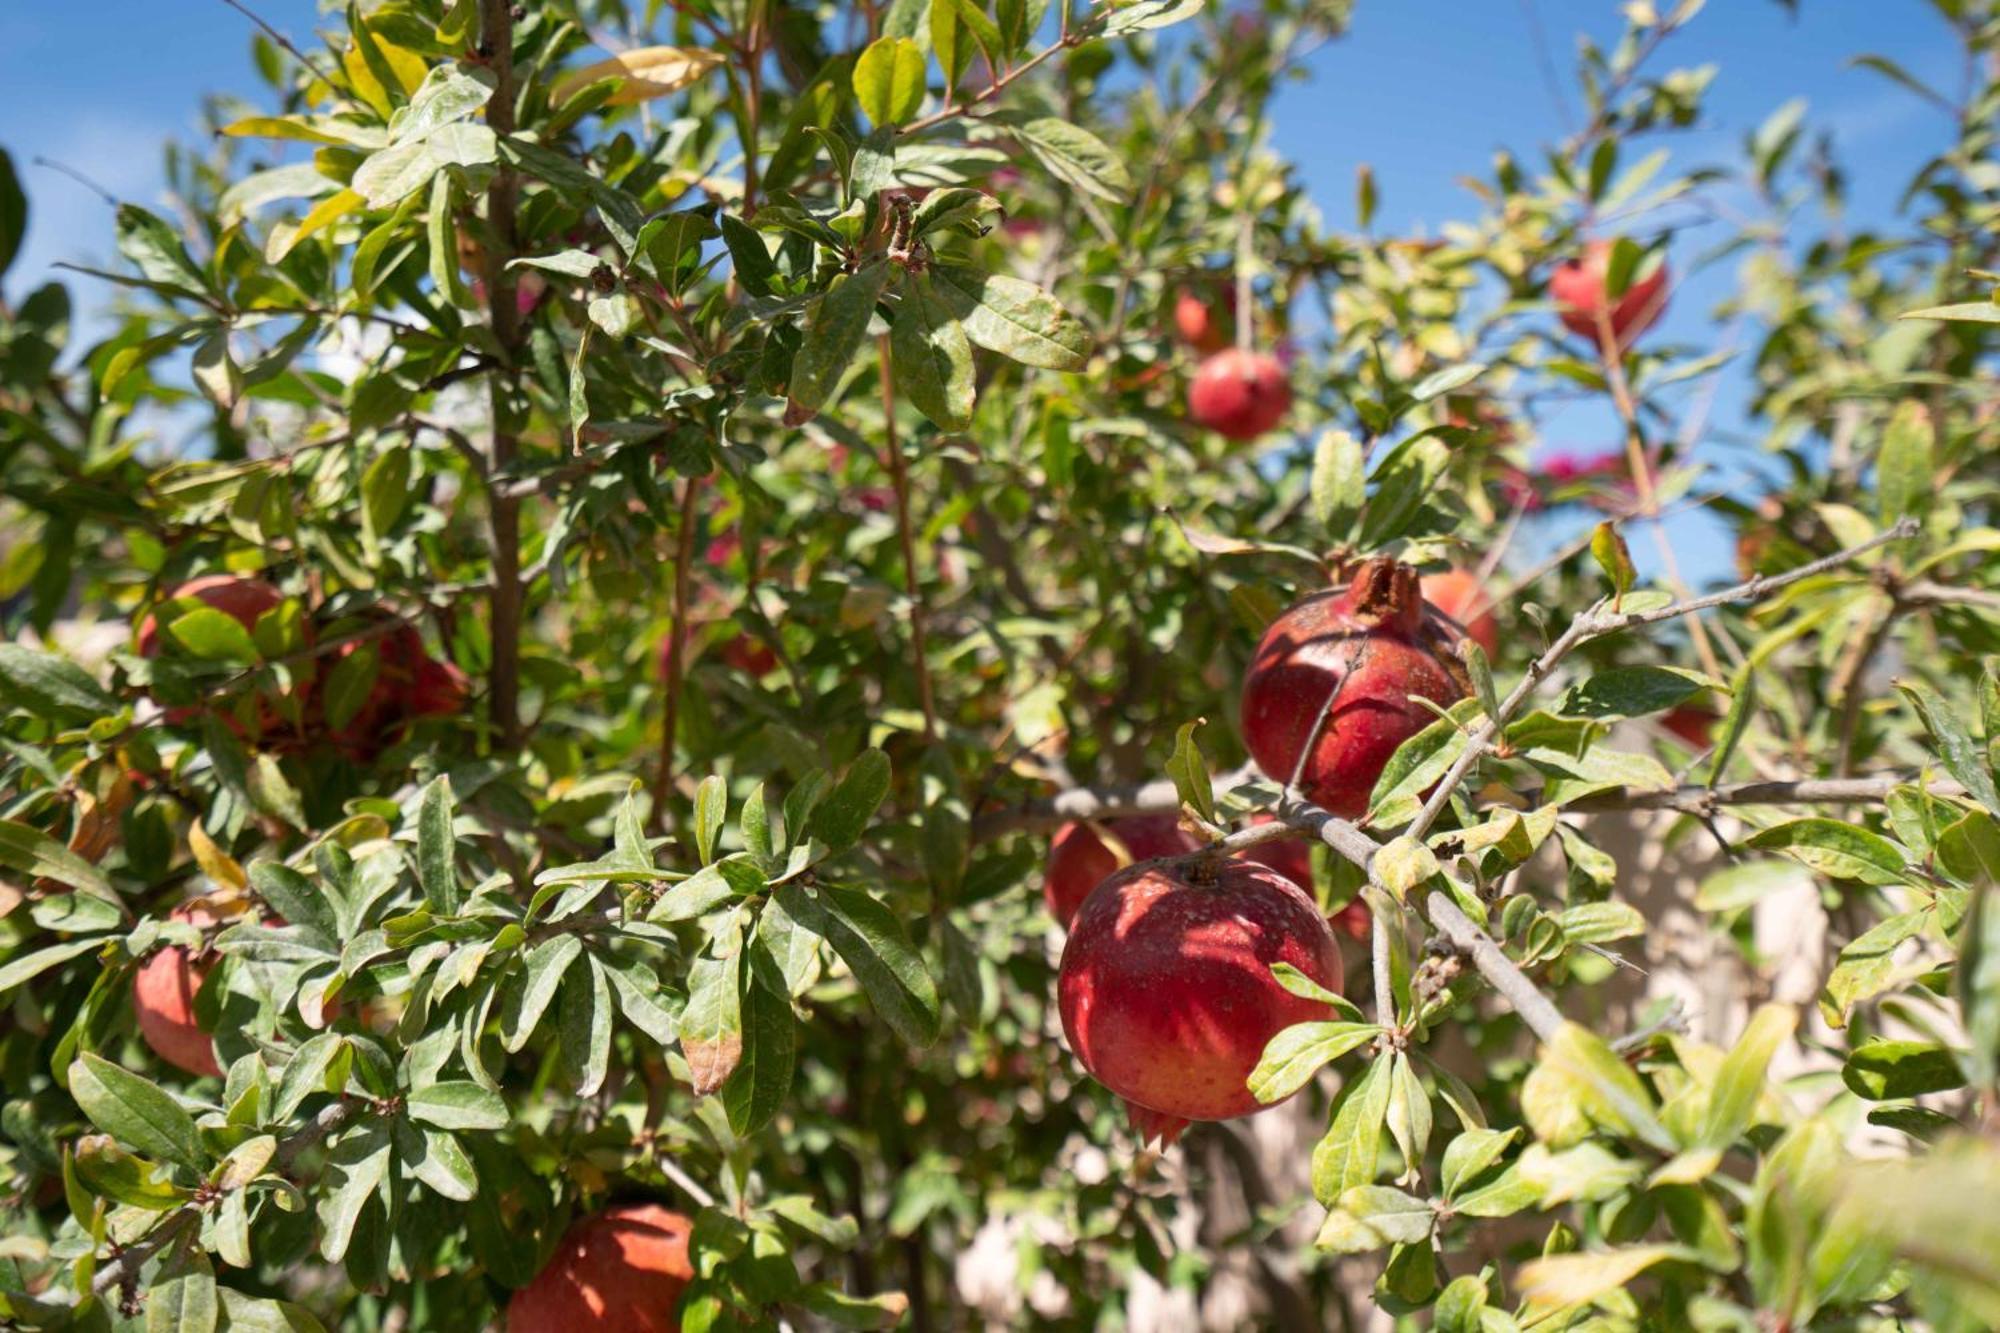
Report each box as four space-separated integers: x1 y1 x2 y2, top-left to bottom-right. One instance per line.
2 0 1999 1328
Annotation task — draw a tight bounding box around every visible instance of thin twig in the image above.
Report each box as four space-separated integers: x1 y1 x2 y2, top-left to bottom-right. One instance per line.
479 0 527 750
878 336 937 739
219 0 341 92
651 476 704 831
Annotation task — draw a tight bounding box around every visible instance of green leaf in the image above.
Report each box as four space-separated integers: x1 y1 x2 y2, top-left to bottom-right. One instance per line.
0 936 109 995
1315 1184 1433 1254
780 883 940 1046
1165 720 1215 825
316 1124 390 1263
1877 400 1934 525
693 774 728 865
1560 666 1716 720
559 955 613 1098
272 1031 348 1123
1703 1004 1796 1147
721 214 776 297
0 643 118 719
1250 1021 1378 1104
0 147 25 279
681 946 745 1096
1746 819 1909 886
1366 698 1481 826
1820 909 1930 1028
1708 659 1758 786
1518 1245 1681 1312
810 749 892 853
147 1254 219 1333
168 607 260 663
417 776 459 914
890 272 975 431
69 1054 203 1169
1899 300 2000 323
72 1137 191 1210
248 862 337 942
1959 885 2000 1092
1555 900 1645 945
404 1081 509 1131
929 264 1089 370
1010 117 1132 200
853 36 927 127
1440 1127 1519 1199
116 204 210 297
1410 361 1488 403
1270 962 1366 1019
1841 1040 1966 1101
1311 1055 1391 1203
502 935 582 1051
929 0 974 91
1896 680 2000 815
724 955 797 1135
398 1121 477 1202
789 260 890 415
647 861 740 924
1308 429 1367 542
361 445 414 542
1529 1023 1674 1153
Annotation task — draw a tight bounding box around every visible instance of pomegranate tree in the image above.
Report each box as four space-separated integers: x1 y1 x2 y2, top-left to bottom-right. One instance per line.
1058 856 1344 1146
1187 347 1291 441
1550 238 1670 351
1241 557 1470 817
1043 814 1198 926
508 1203 693 1332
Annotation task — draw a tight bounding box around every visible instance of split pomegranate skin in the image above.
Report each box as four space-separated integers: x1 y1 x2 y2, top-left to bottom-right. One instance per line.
1241 558 1470 818
1058 857 1344 1147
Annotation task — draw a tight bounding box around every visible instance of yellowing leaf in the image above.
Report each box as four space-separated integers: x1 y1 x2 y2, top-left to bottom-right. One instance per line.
267 189 364 263
1518 1244 1680 1311
552 46 724 107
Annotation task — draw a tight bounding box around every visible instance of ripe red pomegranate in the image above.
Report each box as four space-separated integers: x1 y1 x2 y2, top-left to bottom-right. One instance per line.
1241 558 1470 818
1420 569 1499 657
325 624 467 759
1550 239 1670 351
1043 814 1198 927
508 1203 693 1332
132 901 227 1078
1188 348 1291 441
1058 857 1345 1147
1174 286 1234 354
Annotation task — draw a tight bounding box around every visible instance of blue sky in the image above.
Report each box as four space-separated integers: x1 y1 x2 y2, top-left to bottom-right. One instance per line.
1 2 1965 583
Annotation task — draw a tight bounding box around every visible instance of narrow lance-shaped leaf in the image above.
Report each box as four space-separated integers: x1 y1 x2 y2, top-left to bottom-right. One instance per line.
417 776 459 914
789 260 891 416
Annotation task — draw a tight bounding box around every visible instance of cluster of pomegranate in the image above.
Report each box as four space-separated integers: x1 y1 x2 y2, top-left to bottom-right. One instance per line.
1051 557 1477 1145
136 574 467 758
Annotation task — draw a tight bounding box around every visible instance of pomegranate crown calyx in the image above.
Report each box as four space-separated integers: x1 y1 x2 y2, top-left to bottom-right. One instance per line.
1337 556 1425 636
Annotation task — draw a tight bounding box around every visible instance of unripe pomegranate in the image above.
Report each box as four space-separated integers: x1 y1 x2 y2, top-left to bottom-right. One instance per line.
1174 286 1234 354
1240 558 1470 818
132 901 226 1078
1188 348 1291 442
1420 569 1499 656
1550 239 1669 351
1058 857 1344 1146
1043 814 1198 927
508 1203 693 1332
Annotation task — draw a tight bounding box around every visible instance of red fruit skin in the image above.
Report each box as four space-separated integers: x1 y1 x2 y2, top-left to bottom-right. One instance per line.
1238 812 1311 891
1188 349 1291 441
327 625 465 759
1043 814 1199 927
1174 288 1233 354
1551 240 1670 351
1421 569 1499 657
132 902 225 1079
1241 559 1470 818
1661 705 1717 750
508 1204 694 1333
1058 859 1344 1145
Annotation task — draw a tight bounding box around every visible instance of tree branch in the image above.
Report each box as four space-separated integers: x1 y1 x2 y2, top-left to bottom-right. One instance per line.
479 0 526 749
